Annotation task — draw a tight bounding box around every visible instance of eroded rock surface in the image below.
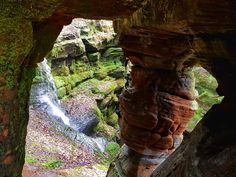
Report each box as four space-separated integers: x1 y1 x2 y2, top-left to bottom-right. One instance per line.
1 0 236 177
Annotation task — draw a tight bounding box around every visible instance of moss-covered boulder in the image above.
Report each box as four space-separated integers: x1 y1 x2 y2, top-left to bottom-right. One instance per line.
87 52 101 63
48 39 85 59
102 47 124 60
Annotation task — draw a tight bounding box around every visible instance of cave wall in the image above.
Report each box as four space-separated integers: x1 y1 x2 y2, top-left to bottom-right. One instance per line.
0 0 236 176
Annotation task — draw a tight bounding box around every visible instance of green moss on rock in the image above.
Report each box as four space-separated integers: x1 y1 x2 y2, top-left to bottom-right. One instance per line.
102 47 124 60
54 76 67 88
107 113 118 127
69 72 92 87
57 87 67 99
87 52 101 62
187 67 224 131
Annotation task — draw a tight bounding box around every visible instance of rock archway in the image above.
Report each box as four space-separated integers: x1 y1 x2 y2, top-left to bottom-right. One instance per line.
0 0 236 177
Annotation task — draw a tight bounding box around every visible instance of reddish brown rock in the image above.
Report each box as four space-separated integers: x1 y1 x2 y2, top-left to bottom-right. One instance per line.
119 65 196 155
1 0 236 177
152 135 174 150
56 0 146 19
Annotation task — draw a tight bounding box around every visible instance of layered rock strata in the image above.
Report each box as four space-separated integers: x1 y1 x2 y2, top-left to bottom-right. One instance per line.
107 62 197 177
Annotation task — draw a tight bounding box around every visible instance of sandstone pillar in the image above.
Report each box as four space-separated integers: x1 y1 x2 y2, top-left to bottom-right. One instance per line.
107 57 197 177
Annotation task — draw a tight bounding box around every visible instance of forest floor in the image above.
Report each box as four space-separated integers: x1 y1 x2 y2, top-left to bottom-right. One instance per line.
22 109 108 177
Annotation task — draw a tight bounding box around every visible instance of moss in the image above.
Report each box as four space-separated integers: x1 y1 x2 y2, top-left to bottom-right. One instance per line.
54 76 67 88
93 105 104 121
0 1 61 21
61 65 70 76
50 46 63 58
69 71 92 87
95 163 109 170
25 154 36 165
107 112 119 127
188 107 206 131
6 77 15 89
33 72 43 83
0 16 33 90
87 52 101 62
96 142 120 167
70 60 90 73
57 87 67 99
92 106 117 139
103 47 124 60
187 67 224 131
97 60 123 75
94 122 116 139
105 142 120 161
94 69 108 80
41 159 63 169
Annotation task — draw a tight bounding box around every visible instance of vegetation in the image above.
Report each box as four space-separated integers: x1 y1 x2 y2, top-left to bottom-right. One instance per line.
95 142 120 167
105 142 120 162
187 67 224 131
41 159 63 169
25 154 36 165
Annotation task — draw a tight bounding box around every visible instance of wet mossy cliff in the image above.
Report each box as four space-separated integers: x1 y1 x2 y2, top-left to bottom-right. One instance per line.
42 18 125 137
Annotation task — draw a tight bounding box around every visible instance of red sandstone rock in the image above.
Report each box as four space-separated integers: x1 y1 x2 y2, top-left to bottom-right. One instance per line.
152 135 174 150
119 66 196 154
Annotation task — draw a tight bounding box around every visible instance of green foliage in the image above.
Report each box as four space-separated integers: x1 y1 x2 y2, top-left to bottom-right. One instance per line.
61 65 70 76
94 69 108 80
41 159 63 169
50 46 63 58
187 67 224 131
32 68 44 83
95 142 120 167
54 76 67 88
94 122 117 140
188 107 206 131
57 87 67 99
6 77 15 89
33 75 43 83
96 142 120 166
87 52 101 62
103 47 124 60
105 142 120 161
93 105 104 121
25 155 36 165
107 112 118 127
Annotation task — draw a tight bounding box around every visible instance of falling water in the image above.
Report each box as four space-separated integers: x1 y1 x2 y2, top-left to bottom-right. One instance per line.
30 58 107 152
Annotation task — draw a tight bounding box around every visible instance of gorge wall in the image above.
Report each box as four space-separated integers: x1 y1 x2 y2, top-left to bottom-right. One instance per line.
0 0 236 177
46 18 125 137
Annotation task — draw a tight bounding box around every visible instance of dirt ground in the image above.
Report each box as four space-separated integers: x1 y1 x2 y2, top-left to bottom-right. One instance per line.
23 109 107 177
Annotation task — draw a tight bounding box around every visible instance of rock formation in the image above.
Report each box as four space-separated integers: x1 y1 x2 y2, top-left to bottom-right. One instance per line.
46 18 124 137
0 0 236 177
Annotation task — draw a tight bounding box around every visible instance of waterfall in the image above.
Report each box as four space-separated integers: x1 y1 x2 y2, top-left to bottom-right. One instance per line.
29 58 107 153
30 59 70 126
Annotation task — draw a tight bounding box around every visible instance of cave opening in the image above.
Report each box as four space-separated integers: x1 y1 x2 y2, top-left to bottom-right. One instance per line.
1 1 236 177
186 66 224 132
23 18 126 176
